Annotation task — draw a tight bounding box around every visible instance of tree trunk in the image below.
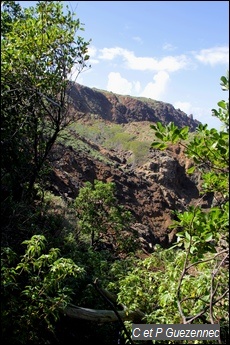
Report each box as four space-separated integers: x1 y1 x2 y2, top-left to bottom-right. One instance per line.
62 304 145 323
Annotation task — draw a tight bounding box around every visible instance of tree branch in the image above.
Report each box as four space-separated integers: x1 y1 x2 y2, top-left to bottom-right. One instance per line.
62 304 145 323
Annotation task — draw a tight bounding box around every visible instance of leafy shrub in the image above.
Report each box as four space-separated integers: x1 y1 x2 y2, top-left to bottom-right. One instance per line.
1 235 84 344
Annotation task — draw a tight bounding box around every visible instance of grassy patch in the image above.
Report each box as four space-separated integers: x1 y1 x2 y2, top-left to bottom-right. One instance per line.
60 120 156 166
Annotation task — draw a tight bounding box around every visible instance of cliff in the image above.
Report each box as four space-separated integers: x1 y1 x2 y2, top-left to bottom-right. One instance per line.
68 82 200 130
47 83 210 251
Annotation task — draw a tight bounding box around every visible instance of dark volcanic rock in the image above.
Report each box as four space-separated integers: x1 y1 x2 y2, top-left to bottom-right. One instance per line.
48 140 205 251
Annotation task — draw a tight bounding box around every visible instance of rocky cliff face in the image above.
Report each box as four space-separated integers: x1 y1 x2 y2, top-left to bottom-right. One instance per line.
48 140 212 252
68 82 200 130
47 83 209 252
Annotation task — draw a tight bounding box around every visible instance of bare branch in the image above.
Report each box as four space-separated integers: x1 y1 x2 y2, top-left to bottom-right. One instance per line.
186 249 229 271
62 304 145 323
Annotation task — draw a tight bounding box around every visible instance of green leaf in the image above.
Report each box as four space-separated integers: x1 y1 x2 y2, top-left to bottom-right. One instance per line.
186 165 196 174
156 121 165 133
204 233 213 242
218 100 226 109
155 132 164 140
151 142 167 150
185 231 191 240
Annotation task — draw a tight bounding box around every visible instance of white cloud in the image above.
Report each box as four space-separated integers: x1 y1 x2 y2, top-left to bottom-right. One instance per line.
140 71 170 100
163 43 177 51
173 101 213 123
87 45 97 57
133 81 141 93
107 72 132 95
106 71 170 100
132 36 143 44
194 46 229 66
99 47 124 60
88 58 100 65
99 47 189 72
174 101 192 114
87 46 99 64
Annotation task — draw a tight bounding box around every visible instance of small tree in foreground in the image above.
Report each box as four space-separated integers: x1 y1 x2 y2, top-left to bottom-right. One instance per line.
75 180 138 254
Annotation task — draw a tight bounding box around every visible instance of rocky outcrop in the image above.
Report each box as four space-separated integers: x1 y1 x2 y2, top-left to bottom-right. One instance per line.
48 137 209 251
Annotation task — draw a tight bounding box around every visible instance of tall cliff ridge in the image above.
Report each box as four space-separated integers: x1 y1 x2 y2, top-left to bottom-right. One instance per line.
68 82 200 130
48 82 209 252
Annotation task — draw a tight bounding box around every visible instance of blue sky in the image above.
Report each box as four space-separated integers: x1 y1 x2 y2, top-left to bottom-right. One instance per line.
19 1 229 129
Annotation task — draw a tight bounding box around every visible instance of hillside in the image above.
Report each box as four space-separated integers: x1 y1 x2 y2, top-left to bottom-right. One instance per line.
47 83 210 250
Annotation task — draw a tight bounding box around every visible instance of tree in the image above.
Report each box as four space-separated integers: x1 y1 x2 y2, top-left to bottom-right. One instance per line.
108 73 229 343
1 1 91 202
75 180 138 254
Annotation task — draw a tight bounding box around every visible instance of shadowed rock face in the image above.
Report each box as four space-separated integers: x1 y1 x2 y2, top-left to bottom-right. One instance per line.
48 139 212 252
